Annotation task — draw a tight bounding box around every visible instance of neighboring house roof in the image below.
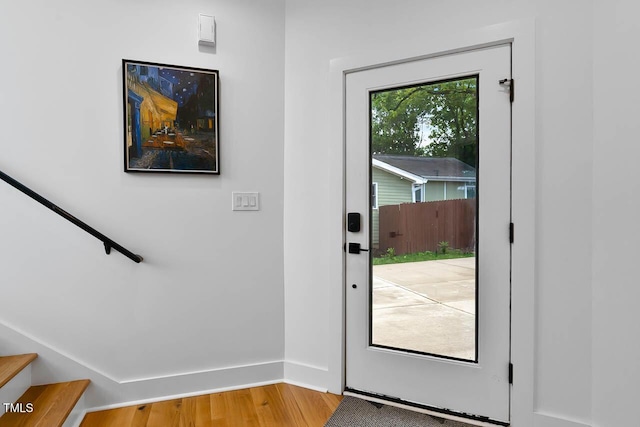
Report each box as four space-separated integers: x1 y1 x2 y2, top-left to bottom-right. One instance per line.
373 155 476 182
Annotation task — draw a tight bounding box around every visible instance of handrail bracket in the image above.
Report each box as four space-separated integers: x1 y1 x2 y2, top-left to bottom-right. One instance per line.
0 168 143 264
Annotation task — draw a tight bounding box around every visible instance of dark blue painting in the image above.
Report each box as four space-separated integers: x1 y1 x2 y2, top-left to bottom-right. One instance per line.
123 60 219 174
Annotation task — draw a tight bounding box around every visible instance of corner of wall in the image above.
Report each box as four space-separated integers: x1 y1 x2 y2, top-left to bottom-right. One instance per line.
283 360 329 392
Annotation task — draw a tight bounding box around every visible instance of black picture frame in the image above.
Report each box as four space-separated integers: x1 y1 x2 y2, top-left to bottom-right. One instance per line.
123 59 219 174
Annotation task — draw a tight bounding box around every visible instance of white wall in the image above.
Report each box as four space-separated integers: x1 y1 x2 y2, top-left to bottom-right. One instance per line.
1 0 638 424
533 3 593 424
0 0 285 407
592 1 640 426
284 0 596 425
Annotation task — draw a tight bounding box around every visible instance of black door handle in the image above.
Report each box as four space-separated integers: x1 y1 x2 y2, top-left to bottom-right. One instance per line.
348 243 369 254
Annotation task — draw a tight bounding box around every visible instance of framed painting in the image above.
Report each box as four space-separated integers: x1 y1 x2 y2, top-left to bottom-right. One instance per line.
123 59 219 174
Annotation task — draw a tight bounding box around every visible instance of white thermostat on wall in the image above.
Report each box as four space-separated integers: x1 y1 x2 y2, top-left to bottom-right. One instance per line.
199 14 216 46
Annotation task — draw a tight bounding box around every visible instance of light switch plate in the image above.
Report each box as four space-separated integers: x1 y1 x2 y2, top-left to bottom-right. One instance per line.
232 192 260 211
198 14 216 45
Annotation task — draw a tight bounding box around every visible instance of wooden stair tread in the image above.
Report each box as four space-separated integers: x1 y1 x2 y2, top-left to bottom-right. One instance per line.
0 379 90 427
0 354 37 388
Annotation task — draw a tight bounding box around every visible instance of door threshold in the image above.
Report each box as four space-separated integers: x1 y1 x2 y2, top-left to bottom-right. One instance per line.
343 388 509 427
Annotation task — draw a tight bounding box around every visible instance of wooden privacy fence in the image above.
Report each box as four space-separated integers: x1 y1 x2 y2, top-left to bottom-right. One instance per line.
379 199 476 256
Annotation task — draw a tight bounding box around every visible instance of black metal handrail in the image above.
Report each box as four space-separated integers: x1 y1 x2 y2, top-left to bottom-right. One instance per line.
0 169 143 263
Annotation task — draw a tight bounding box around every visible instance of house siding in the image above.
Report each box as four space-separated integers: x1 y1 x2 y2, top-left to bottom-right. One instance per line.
425 181 444 201
372 167 412 247
425 181 470 201
446 181 468 200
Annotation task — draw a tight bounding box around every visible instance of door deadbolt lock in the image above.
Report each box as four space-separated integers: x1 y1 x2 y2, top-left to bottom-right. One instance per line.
347 212 361 232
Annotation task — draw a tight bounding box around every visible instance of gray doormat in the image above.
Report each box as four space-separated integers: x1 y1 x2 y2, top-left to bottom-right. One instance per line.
325 396 476 427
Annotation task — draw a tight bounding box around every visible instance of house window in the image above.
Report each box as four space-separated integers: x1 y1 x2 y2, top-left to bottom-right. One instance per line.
372 182 378 209
466 181 476 199
413 183 423 203
457 181 477 198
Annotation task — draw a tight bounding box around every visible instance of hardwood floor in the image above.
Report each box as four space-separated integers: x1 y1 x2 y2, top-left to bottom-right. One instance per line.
80 383 342 427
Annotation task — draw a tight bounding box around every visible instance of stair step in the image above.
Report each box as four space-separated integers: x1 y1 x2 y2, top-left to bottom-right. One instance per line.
0 379 90 427
0 354 37 388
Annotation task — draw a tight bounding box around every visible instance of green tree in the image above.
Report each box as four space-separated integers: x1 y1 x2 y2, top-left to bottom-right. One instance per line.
370 78 477 167
371 89 426 156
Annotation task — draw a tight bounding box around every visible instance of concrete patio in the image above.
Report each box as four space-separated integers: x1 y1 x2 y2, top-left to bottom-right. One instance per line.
372 257 476 360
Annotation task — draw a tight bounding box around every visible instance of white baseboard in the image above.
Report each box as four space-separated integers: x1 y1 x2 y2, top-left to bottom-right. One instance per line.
534 412 591 427
0 320 285 411
108 360 284 409
283 360 328 392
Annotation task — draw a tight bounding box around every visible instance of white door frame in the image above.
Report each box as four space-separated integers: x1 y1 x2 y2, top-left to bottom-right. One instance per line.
327 19 536 427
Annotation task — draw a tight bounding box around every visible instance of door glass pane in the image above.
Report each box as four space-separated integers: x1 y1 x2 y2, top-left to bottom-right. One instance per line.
370 76 478 361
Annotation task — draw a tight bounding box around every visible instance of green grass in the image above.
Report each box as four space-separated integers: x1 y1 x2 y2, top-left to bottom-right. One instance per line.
373 249 474 266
